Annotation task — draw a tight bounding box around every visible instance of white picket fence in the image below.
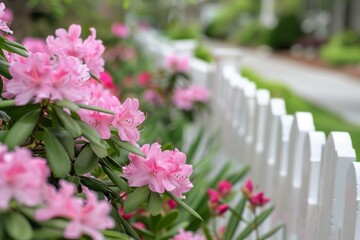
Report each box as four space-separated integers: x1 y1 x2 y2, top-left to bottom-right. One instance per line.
135 30 360 240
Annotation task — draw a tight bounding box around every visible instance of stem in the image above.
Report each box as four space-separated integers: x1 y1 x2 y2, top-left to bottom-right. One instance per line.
252 208 260 240
212 217 220 240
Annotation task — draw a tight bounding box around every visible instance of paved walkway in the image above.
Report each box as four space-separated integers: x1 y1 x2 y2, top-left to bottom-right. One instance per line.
210 42 360 125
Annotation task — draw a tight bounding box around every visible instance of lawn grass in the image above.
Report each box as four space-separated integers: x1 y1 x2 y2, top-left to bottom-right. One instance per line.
242 67 360 159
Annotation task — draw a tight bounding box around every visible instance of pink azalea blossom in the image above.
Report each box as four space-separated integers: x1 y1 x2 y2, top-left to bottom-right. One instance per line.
0 145 49 209
249 192 270 207
165 54 189 72
22 37 47 53
217 179 232 198
78 83 119 139
123 143 193 198
0 3 12 34
216 204 229 215
143 89 164 105
36 180 114 240
112 98 145 144
111 23 130 38
137 71 152 86
172 229 205 240
6 52 90 105
207 188 221 203
99 71 116 90
47 24 105 77
165 199 178 210
172 85 210 110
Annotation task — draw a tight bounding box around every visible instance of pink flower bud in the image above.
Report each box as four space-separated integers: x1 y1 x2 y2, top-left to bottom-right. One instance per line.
207 188 221 203
218 179 232 198
216 204 229 215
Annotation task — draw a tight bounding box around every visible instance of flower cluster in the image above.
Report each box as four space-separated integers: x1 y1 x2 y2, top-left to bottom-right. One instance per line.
172 85 210 110
0 2 12 34
207 180 233 216
172 228 205 240
36 180 114 240
165 54 189 73
112 23 130 39
241 179 270 208
123 143 193 198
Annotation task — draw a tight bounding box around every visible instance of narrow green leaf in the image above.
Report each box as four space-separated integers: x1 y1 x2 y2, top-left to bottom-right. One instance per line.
106 156 123 170
90 142 108 158
43 128 71 178
0 130 8 141
186 128 204 163
50 129 75 158
4 109 39 149
166 191 203 221
103 230 131 240
4 212 33 240
74 144 99 175
158 221 189 240
111 135 145 157
202 224 213 240
225 197 247 240
148 192 163 216
80 176 107 191
124 187 150 213
132 225 155 239
55 99 79 112
259 224 284 240
102 164 130 193
54 107 81 138
33 228 64 239
2 40 29 57
228 165 250 184
236 206 275 240
156 210 179 231
118 211 141 240
3 38 28 51
77 103 114 115
0 99 15 108
77 120 105 148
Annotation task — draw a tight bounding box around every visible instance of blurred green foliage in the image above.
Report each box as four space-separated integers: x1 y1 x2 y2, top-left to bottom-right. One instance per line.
320 31 360 65
242 67 360 158
233 20 270 46
165 20 200 40
193 42 213 63
266 13 303 49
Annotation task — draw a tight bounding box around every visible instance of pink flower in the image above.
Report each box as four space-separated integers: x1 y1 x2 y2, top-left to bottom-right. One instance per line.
165 199 178 210
165 54 189 72
36 181 115 240
0 3 12 34
137 71 152 86
47 24 105 77
22 37 47 54
172 229 205 240
112 98 145 144
172 85 210 111
207 188 221 203
123 143 193 198
0 145 49 209
249 192 270 207
216 204 229 215
78 83 119 139
111 23 130 38
6 52 90 105
217 180 232 198
241 179 254 198
99 71 116 90
143 90 164 105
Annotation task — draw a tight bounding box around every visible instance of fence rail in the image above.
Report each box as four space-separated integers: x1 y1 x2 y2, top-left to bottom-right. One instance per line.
136 30 360 240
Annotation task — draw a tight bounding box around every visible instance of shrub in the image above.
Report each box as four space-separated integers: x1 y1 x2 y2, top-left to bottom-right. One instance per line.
233 20 270 46
194 43 214 63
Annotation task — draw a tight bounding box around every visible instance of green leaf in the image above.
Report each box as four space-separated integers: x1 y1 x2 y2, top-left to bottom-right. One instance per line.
124 186 150 213
4 212 33 240
102 164 130 193
117 211 141 240
1 38 29 57
33 228 64 239
111 135 145 157
236 206 275 240
77 103 114 115
43 128 71 178
80 176 107 191
74 144 99 175
66 175 81 186
90 142 108 158
0 130 8 141
156 210 179 231
55 99 79 112
166 191 203 221
148 192 163 216
54 107 82 138
77 120 105 148
0 99 15 108
186 128 204 163
132 225 155 239
228 165 250 184
106 156 123 170
0 58 10 79
202 224 213 240
259 224 284 240
158 221 189 240
103 230 131 240
4 109 39 149
225 197 247 240
50 129 75 158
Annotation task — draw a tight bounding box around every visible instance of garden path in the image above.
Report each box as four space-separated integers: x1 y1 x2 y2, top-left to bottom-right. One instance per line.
209 41 360 125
